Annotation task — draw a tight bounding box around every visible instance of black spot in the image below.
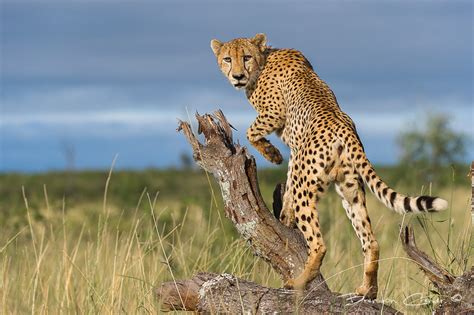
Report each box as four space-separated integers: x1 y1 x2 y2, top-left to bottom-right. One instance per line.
404 197 412 212
417 195 434 210
301 225 307 232
425 197 434 210
390 191 397 207
415 196 424 210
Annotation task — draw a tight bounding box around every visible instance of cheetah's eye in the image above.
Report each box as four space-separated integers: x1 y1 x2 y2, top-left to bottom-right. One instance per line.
223 57 231 63
243 55 252 62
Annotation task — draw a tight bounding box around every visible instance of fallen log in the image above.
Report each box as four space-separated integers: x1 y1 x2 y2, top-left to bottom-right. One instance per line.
157 272 397 313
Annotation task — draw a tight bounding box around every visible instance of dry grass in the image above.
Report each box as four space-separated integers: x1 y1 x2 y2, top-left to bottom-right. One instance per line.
0 169 471 314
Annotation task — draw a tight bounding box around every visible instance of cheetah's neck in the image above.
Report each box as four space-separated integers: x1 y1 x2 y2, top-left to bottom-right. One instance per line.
245 47 280 99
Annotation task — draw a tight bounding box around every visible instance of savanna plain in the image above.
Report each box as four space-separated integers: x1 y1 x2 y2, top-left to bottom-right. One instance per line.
0 163 471 314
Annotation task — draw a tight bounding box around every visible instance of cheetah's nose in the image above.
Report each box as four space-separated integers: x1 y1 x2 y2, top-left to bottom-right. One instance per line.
232 74 245 80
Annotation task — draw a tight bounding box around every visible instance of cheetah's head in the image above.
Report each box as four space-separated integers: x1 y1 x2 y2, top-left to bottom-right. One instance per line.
210 34 267 90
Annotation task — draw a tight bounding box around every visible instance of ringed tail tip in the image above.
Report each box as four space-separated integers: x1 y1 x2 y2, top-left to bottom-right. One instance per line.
432 198 448 211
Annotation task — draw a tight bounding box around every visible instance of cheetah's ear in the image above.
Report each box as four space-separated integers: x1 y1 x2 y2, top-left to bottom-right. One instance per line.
252 33 267 51
210 39 223 56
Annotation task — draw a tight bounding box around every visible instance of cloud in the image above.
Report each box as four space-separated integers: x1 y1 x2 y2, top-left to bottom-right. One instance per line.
3 1 472 87
1 0 472 171
2 86 471 138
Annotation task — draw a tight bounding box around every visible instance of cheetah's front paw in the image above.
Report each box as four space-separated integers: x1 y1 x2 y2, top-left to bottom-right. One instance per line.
261 141 283 164
250 138 283 164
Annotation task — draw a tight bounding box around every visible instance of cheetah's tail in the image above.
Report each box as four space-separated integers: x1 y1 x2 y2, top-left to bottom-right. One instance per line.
344 136 448 214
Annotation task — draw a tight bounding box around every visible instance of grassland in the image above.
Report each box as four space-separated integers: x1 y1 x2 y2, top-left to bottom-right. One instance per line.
0 164 471 313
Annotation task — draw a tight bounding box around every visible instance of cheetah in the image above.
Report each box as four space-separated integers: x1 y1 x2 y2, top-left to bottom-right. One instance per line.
210 33 448 299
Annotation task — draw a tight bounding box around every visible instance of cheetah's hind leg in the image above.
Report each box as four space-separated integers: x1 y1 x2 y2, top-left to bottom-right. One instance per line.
283 152 329 290
278 153 296 227
335 170 379 300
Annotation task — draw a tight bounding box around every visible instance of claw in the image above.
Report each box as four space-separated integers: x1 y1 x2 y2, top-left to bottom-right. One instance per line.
283 279 295 290
283 277 307 290
355 285 378 300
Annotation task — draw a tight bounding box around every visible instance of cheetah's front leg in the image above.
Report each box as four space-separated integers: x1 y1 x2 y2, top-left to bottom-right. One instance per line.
246 114 284 165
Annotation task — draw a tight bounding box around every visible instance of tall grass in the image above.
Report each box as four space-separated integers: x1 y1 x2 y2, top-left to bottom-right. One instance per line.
0 165 471 313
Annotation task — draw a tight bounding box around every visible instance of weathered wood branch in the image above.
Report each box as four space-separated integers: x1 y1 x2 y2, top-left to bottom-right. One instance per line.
400 226 473 314
396 162 474 314
401 226 456 290
156 111 399 313
177 110 326 289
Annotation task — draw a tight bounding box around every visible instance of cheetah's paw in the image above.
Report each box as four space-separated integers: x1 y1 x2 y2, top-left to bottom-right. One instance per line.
262 143 283 164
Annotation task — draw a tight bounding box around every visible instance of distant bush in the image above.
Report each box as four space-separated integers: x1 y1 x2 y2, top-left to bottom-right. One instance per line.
396 113 468 183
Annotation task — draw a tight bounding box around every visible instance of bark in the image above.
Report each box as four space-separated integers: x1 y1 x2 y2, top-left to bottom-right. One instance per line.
157 272 398 314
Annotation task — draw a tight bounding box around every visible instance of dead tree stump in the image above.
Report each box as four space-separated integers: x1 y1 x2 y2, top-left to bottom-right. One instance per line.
156 111 472 313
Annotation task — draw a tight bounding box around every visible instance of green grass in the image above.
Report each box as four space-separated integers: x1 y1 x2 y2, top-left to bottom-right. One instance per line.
0 164 472 313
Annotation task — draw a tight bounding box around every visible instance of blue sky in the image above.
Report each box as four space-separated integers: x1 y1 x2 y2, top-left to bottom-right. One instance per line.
1 0 472 172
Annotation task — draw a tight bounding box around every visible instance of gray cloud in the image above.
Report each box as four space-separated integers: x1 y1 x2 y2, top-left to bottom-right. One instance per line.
1 0 472 171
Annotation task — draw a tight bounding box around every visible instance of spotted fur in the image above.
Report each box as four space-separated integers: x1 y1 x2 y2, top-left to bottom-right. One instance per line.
211 33 448 299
